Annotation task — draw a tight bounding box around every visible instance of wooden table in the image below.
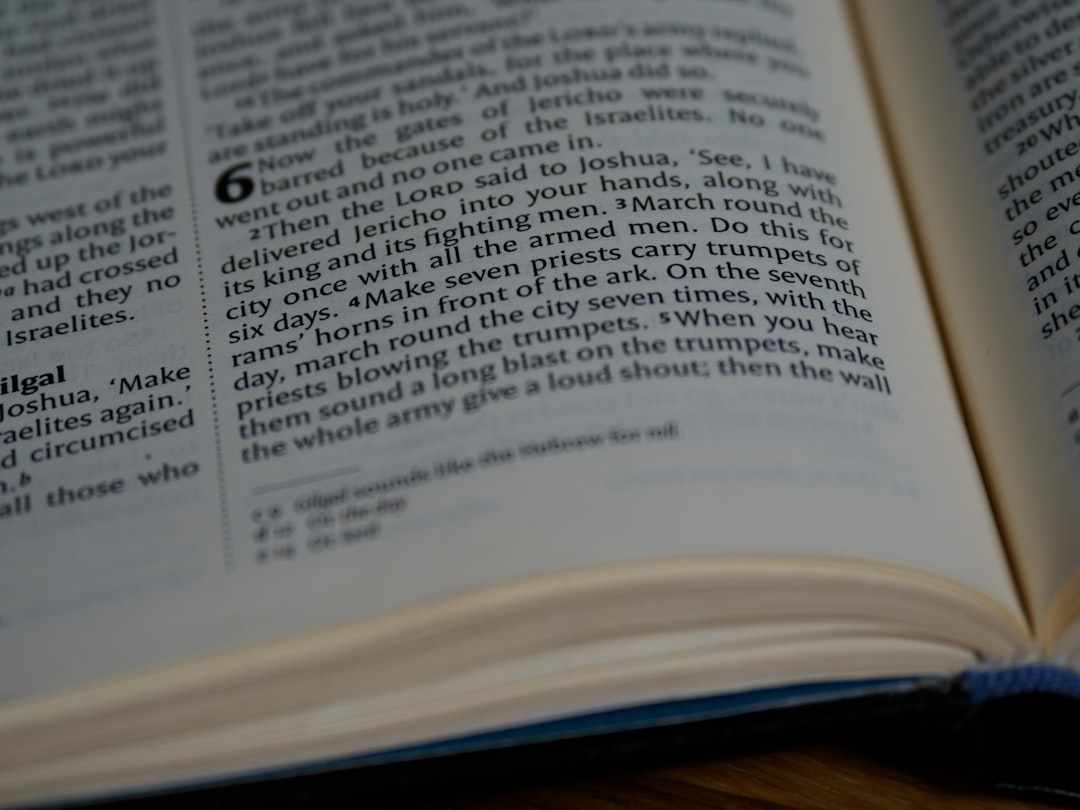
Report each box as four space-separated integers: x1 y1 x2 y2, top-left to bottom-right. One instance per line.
406 745 1069 809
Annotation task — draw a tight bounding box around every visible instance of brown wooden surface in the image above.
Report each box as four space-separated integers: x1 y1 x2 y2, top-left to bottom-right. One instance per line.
405 745 1069 809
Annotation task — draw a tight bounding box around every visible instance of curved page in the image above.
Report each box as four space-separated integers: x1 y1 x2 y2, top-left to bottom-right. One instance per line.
0 0 1022 701
857 1 1080 650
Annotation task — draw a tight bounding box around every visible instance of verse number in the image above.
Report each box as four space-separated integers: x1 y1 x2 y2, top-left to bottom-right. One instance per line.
215 162 254 204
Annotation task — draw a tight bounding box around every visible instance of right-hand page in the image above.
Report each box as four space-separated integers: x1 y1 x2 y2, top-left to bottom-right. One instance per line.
856 1 1080 655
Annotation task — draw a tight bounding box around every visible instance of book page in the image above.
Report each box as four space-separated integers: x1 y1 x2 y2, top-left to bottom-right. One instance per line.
856 1 1080 650
0 0 1023 699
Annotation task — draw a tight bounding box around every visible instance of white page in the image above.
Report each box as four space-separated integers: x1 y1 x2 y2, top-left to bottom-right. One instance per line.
858 0 1080 649
0 0 1021 699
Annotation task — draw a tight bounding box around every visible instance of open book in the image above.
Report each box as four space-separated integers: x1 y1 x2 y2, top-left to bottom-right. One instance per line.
3 0 1080 804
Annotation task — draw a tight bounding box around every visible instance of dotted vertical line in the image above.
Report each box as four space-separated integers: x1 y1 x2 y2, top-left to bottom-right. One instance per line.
167 4 233 570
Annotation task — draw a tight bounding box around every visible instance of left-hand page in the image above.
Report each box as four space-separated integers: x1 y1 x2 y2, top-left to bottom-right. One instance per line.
0 0 235 696
0 0 1023 701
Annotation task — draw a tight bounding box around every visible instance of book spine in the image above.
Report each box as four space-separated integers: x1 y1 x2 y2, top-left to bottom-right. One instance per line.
963 663 1080 704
